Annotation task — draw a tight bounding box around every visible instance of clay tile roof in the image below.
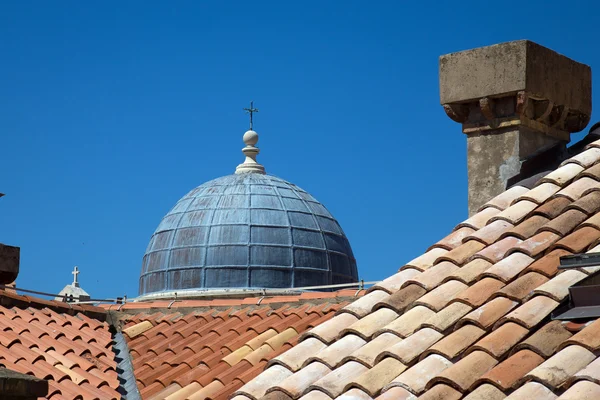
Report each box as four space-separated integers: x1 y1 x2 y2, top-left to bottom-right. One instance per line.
0 289 119 399
116 291 361 400
245 139 600 400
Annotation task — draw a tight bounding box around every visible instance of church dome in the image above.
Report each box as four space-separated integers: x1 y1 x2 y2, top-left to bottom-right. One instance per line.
139 119 358 296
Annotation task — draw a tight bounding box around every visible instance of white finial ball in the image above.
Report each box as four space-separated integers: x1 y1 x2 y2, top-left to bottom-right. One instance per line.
243 130 259 146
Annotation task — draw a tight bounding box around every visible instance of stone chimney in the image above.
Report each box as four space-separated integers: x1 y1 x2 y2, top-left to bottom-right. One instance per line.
0 194 19 285
439 40 592 215
0 244 19 285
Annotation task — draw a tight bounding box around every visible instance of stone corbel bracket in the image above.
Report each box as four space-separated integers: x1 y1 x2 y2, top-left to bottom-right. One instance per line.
442 90 590 141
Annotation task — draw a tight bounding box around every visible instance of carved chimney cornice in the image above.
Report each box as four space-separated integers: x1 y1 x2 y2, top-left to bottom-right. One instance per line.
442 90 590 141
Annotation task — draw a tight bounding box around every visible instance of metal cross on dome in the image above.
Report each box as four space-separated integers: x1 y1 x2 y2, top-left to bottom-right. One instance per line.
243 101 259 130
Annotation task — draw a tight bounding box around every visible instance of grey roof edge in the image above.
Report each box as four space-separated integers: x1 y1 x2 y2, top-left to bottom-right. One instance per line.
112 331 142 400
133 282 376 302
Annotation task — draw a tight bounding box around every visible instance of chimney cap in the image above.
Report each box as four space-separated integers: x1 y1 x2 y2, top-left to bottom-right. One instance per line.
439 40 591 133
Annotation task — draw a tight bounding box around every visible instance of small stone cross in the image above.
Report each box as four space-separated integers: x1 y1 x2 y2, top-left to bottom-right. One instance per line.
72 266 80 287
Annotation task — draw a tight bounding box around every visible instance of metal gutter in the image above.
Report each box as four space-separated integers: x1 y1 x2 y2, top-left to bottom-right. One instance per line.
112 331 142 400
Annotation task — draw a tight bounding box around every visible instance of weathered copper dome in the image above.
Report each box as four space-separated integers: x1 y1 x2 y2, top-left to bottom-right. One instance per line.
139 173 358 296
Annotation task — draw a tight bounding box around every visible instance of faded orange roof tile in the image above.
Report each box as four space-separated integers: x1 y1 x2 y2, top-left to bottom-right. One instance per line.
242 132 600 400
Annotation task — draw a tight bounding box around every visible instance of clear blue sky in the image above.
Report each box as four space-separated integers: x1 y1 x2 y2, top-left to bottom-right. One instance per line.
1 1 597 299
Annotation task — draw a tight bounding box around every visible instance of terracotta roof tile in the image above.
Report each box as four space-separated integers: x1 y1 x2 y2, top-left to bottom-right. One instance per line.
307 361 368 398
261 391 294 400
447 259 493 284
420 303 472 332
516 182 561 204
375 386 415 400
375 285 427 313
385 354 452 395
341 291 390 318
469 322 529 358
494 272 549 302
480 186 531 212
560 318 600 351
430 351 497 392
507 232 560 258
559 380 600 399
189 380 226 399
435 240 486 266
539 163 584 186
581 161 600 180
533 196 572 219
460 297 518 329
429 227 476 251
403 262 459 290
298 391 331 400
497 296 559 329
413 280 468 311
235 364 293 400
268 361 332 399
423 325 485 360
454 278 505 308
502 215 550 240
244 344 279 366
306 334 366 369
302 313 358 344
270 337 327 371
337 388 373 400
563 321 588 333
457 207 501 230
246 329 278 350
481 253 534 282
585 137 600 149
530 270 587 301
465 220 514 245
462 383 506 400
377 328 443 364
341 308 399 340
349 358 407 397
489 200 538 225
555 177 600 201
569 356 600 386
504 381 558 399
373 269 421 294
525 249 573 277
525 345 595 388
405 248 449 271
266 327 300 349
539 209 589 236
560 147 600 168
419 386 463 400
342 332 402 367
581 212 600 231
566 190 600 214
473 236 523 263
476 349 544 391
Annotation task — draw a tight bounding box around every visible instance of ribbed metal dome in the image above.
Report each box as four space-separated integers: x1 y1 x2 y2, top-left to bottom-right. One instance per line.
139 173 358 295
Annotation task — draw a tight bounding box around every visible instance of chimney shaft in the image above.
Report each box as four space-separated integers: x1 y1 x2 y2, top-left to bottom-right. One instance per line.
439 40 592 215
0 244 19 284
